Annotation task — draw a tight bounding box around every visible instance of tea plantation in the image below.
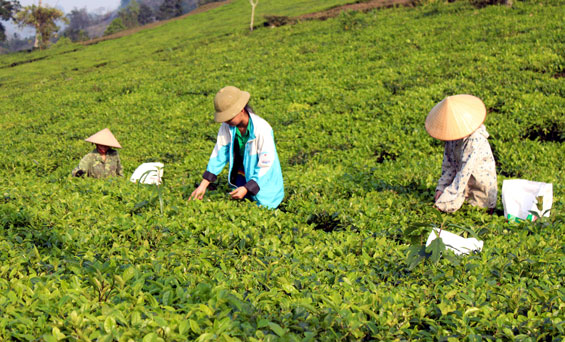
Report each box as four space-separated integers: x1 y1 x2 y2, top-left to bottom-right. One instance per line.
0 0 563 340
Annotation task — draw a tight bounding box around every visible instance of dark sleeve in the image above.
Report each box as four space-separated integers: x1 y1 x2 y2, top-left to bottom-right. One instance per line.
244 180 260 196
116 154 124 177
203 170 217 183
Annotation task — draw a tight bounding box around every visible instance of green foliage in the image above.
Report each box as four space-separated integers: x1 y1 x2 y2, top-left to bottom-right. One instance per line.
63 8 91 42
104 17 127 36
338 10 368 31
138 3 155 25
120 0 141 29
0 0 20 42
405 218 480 269
63 28 89 42
0 0 20 20
135 168 165 215
0 0 564 340
158 0 183 20
51 36 73 48
105 0 143 36
14 4 67 49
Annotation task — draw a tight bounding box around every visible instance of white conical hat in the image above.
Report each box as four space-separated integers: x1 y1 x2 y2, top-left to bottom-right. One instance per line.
84 128 122 148
425 94 486 141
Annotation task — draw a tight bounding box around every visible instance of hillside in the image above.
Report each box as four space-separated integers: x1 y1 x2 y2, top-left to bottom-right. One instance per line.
0 0 564 340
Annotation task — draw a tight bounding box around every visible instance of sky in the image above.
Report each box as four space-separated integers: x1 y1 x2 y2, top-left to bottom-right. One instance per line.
19 0 120 14
3 0 120 36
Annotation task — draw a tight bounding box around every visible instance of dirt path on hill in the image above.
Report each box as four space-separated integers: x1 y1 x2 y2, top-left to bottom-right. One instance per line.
296 0 413 21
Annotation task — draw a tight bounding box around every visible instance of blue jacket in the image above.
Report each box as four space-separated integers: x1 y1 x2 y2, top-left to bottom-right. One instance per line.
203 111 284 209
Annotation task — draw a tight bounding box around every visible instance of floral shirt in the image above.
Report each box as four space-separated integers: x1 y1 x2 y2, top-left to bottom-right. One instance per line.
72 149 123 179
435 125 497 212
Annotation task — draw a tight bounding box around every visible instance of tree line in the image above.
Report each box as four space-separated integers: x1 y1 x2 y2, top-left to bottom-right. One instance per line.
104 0 207 37
0 0 223 52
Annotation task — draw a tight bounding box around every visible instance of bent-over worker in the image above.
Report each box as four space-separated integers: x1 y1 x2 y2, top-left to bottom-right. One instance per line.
425 94 497 213
189 86 284 209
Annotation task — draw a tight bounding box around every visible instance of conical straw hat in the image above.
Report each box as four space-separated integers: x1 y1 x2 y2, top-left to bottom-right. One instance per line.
425 94 486 141
84 128 122 148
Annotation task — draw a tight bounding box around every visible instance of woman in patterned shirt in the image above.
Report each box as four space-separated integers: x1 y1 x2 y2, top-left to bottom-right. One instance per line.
425 95 497 213
72 128 124 179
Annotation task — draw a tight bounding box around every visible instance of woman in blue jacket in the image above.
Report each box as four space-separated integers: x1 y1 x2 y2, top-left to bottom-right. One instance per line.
189 86 284 209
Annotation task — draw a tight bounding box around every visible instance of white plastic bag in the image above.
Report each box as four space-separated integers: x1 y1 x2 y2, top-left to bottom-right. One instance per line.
130 162 164 185
502 179 553 222
426 228 483 255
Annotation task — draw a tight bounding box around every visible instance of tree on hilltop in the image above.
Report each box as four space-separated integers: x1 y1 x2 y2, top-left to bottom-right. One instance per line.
119 0 140 28
104 0 142 36
0 0 20 42
15 0 67 49
104 17 126 36
137 3 154 25
158 0 182 20
63 7 91 42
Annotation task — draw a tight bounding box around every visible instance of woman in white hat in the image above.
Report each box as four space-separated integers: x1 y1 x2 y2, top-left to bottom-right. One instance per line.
72 128 124 178
189 86 284 209
425 95 497 213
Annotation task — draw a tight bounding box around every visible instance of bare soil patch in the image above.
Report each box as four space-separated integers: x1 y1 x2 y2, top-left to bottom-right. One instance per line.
264 0 413 27
297 0 413 21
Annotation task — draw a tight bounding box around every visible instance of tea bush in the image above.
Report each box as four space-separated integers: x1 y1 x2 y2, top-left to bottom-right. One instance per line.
0 0 564 340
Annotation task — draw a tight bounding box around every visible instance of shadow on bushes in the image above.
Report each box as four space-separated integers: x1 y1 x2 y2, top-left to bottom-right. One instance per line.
523 121 564 143
469 0 513 8
288 149 320 166
307 210 354 232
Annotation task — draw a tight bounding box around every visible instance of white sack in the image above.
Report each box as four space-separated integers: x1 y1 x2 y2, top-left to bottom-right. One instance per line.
426 228 483 256
130 162 164 185
502 179 552 221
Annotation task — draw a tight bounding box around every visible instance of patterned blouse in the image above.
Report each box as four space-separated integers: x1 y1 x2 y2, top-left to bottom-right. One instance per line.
435 125 497 212
72 149 123 179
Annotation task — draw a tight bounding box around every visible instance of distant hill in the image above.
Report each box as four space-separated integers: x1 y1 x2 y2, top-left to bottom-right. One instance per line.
0 0 224 53
80 0 217 41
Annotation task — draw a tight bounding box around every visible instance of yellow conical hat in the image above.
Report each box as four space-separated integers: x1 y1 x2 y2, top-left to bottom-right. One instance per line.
425 94 486 141
85 128 122 148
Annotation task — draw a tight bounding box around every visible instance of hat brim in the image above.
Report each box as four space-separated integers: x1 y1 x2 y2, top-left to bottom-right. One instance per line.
425 95 486 141
214 91 250 123
85 128 122 148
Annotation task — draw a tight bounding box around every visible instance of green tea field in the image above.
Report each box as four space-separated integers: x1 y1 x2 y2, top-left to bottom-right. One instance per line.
0 0 563 340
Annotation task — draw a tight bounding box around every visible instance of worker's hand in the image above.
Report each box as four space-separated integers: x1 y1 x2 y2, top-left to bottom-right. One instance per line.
189 180 210 201
229 186 248 200
434 190 443 202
